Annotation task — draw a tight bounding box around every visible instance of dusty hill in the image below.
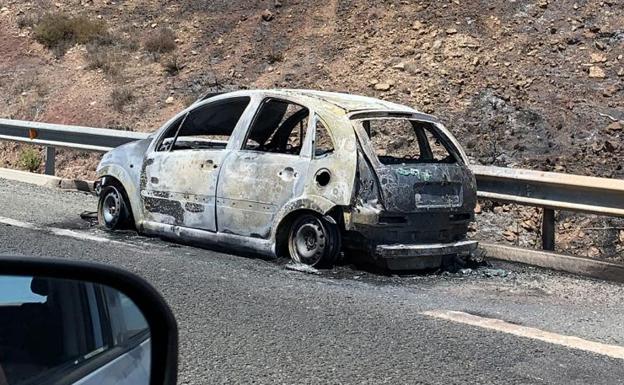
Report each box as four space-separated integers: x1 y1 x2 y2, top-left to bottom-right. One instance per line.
0 0 622 259
0 0 622 178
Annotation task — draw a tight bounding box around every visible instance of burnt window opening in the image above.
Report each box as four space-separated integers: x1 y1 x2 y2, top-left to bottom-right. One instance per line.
157 97 250 152
361 118 457 165
243 99 309 156
314 118 334 157
423 126 452 161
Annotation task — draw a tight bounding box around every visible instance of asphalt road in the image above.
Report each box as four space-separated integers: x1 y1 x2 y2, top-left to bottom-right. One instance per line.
1 178 624 384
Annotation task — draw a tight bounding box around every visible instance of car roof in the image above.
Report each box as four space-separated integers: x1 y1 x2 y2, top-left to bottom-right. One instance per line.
209 89 423 115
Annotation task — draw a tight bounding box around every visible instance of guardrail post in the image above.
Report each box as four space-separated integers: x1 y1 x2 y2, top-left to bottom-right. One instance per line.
44 146 55 176
542 208 555 251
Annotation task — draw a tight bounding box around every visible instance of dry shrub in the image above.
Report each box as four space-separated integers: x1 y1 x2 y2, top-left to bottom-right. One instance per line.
144 27 176 57
162 54 183 76
85 43 125 77
267 49 284 64
33 13 108 56
18 147 41 172
110 87 133 112
17 13 41 29
83 31 138 79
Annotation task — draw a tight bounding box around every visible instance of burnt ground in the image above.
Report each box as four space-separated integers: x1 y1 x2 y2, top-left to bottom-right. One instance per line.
0 0 622 260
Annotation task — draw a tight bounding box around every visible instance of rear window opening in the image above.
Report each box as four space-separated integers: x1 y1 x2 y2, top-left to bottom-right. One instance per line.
359 118 458 165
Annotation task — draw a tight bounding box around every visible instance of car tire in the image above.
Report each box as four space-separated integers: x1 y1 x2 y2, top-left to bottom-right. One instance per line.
287 213 340 268
98 184 133 230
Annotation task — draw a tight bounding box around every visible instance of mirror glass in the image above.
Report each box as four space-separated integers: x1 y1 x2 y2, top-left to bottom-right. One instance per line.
0 275 150 385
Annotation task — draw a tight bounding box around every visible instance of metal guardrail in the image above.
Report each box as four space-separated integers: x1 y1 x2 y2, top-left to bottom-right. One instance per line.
471 165 624 250
0 119 148 175
1 119 623 252
0 119 148 151
472 166 624 217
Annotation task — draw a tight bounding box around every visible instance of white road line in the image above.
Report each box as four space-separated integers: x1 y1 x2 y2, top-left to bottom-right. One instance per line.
0 216 128 246
423 310 624 360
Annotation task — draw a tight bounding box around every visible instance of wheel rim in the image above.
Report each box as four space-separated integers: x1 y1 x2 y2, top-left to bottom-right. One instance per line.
101 189 121 227
289 216 327 266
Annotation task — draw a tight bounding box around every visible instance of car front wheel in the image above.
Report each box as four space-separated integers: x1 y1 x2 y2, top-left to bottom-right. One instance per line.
98 185 132 230
287 214 340 268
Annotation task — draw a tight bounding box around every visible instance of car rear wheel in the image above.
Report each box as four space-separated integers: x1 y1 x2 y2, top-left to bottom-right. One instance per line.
98 185 132 230
288 214 340 268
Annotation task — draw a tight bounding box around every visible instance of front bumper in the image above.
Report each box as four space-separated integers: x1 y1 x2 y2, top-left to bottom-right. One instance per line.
374 240 478 270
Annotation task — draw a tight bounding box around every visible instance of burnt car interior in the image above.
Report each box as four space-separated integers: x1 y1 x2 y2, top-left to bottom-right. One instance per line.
362 118 458 165
244 99 309 155
157 97 251 152
153 96 339 161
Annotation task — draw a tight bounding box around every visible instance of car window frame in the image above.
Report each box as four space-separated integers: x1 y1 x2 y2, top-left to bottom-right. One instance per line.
353 117 465 168
150 96 253 154
311 114 336 159
238 97 314 159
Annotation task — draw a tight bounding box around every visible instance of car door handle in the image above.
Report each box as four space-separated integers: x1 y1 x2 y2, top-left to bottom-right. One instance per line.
278 167 297 181
201 160 218 169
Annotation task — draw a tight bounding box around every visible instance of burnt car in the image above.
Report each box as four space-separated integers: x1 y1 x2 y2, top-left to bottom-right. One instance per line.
96 90 477 270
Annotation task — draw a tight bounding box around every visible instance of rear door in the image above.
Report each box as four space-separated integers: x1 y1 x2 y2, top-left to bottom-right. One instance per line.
141 97 252 231
216 98 312 238
352 115 476 214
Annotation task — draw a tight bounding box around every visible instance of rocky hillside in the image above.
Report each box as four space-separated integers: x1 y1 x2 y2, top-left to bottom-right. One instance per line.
0 0 622 259
1 0 622 178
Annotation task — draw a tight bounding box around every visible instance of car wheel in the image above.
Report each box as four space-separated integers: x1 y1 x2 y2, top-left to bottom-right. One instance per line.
288 214 340 268
98 185 132 230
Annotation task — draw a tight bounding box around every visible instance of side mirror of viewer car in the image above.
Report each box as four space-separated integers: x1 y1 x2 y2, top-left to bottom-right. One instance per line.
0 256 177 385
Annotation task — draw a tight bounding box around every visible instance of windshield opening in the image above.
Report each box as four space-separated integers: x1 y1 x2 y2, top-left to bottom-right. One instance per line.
359 118 458 165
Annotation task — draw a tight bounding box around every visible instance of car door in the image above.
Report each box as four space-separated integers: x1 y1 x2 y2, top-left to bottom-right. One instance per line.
141 97 252 231
216 98 312 238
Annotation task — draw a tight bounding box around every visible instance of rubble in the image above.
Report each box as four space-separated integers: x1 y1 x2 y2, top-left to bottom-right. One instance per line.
285 262 321 275
374 82 392 91
607 121 623 131
590 53 607 63
482 268 510 278
261 9 274 22
589 66 606 78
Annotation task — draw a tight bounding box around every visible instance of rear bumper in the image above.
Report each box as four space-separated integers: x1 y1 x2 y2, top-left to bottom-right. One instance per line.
374 240 478 270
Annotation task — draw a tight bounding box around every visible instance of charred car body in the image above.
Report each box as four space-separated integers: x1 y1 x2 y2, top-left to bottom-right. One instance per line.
96 90 477 270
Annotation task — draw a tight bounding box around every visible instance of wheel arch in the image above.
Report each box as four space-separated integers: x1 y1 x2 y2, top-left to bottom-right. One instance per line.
272 196 344 257
97 167 142 227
